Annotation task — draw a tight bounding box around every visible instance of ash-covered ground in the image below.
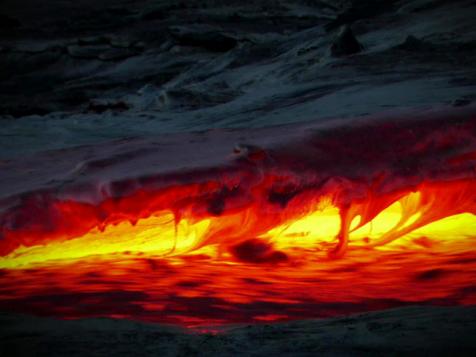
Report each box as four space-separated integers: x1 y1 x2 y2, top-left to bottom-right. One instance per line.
1 0 476 356
2 306 476 356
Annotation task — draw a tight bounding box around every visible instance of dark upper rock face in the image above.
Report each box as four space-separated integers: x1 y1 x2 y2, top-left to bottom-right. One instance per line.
396 35 434 52
325 0 397 31
330 25 362 56
0 0 476 157
0 13 21 30
169 25 238 52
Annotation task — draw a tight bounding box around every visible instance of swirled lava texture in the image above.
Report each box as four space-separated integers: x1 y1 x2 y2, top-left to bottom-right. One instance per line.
1 108 476 328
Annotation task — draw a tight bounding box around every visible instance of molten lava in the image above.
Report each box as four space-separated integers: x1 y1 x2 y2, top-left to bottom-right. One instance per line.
0 108 475 327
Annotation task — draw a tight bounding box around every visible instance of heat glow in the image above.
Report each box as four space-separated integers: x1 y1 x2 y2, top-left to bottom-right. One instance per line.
1 109 475 327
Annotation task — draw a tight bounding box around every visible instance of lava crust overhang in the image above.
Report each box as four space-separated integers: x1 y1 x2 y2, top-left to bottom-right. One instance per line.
1 104 475 206
1 105 475 258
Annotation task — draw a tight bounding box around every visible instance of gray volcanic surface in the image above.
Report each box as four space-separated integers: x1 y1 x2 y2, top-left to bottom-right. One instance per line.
1 0 476 159
2 306 476 356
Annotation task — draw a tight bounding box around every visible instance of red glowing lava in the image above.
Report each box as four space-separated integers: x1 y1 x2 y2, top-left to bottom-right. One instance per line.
0 108 475 327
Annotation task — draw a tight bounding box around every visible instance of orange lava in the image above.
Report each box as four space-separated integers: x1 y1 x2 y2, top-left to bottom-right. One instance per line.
1 110 476 327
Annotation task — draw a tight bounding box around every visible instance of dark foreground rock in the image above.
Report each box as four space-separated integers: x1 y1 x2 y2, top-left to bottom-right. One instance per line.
330 25 363 56
1 306 476 356
169 25 238 52
0 14 21 30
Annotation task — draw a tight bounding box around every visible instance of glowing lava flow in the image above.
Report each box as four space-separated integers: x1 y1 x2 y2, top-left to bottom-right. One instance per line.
0 109 475 327
1 180 475 268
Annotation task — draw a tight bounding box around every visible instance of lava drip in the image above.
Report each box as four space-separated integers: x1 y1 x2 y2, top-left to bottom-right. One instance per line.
0 108 475 326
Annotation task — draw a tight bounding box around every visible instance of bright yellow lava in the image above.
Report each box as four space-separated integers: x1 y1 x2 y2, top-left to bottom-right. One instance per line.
1 193 475 269
0 211 210 269
268 199 475 250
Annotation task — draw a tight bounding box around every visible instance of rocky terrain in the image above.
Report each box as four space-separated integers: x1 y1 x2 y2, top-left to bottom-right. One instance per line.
2 306 476 356
1 0 476 159
1 0 476 355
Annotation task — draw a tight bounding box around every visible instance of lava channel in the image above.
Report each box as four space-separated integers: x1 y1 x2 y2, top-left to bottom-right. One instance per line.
0 108 475 328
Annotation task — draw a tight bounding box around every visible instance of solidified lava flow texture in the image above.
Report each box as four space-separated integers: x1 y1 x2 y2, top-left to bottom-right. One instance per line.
1 108 476 328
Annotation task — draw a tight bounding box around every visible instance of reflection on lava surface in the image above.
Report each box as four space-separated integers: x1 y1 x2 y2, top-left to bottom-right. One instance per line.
1 109 475 327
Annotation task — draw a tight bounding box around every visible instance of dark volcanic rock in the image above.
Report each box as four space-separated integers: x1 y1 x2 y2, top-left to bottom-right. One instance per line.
77 36 110 46
67 44 110 59
1 306 476 356
0 0 475 126
0 104 50 118
399 35 423 49
396 35 434 51
141 8 168 21
169 25 238 52
0 14 21 30
109 37 134 49
88 99 129 113
452 98 472 107
326 0 396 31
330 25 363 56
230 239 288 264
98 48 137 61
105 6 136 17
